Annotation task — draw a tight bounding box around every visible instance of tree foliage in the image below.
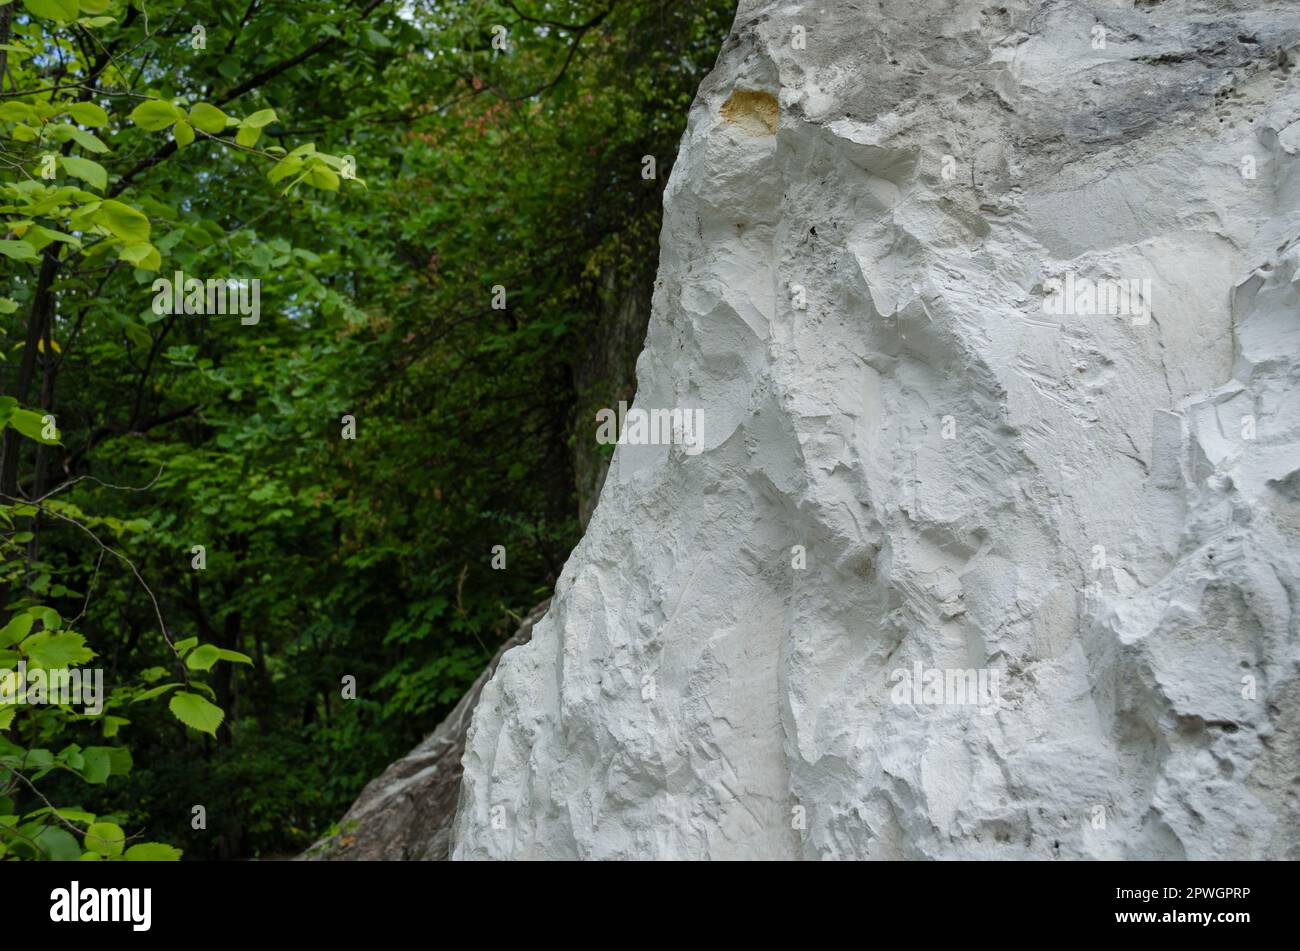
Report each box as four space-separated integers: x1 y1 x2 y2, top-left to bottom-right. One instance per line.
0 0 731 859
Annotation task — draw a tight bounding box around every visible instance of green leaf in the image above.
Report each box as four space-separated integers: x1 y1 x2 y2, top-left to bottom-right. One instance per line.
26 225 81 250
174 637 198 656
106 746 131 776
130 683 180 703
67 101 109 127
102 715 129 738
79 0 109 12
79 746 111 784
118 242 160 270
20 631 94 668
173 119 194 148
123 321 151 349
31 607 60 630
6 409 59 445
306 163 340 192
36 826 81 861
31 807 95 824
168 692 224 736
21 0 79 23
0 102 38 123
59 125 109 153
0 240 39 263
59 155 107 191
185 644 220 671
125 842 181 861
129 99 181 132
95 200 150 242
84 822 124 858
0 614 33 649
267 158 302 185
215 649 253 666
235 124 261 148
0 706 15 732
189 103 228 134
242 108 277 129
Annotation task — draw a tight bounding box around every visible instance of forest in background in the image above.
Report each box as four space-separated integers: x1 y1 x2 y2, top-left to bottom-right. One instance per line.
0 0 732 860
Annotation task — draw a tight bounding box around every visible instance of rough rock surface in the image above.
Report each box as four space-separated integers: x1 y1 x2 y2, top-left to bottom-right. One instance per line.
453 0 1300 859
302 601 547 861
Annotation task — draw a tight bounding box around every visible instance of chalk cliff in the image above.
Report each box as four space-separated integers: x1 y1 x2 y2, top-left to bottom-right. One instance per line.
452 0 1300 859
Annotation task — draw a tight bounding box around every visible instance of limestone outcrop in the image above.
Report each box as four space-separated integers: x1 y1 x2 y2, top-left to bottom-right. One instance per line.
452 0 1300 859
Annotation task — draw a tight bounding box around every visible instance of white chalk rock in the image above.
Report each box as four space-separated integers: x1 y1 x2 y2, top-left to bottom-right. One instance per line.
453 0 1300 859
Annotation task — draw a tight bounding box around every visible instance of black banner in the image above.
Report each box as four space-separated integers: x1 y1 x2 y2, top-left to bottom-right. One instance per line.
12 859 1282 938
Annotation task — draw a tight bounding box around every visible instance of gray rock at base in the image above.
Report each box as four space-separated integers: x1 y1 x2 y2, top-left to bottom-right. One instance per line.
301 600 548 861
453 0 1300 859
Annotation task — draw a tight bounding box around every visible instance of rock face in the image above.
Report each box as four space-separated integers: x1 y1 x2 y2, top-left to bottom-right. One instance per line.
452 0 1300 860
302 601 547 861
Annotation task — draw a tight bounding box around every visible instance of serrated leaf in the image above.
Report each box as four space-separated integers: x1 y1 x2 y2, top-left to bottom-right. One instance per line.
168 692 223 736
20 630 94 668
125 842 181 861
84 821 124 858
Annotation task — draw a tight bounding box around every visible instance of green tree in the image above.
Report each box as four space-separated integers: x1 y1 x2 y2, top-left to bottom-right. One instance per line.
2 0 731 859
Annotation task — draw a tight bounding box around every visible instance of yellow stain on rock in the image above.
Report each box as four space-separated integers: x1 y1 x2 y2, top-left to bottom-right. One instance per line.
720 89 779 136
